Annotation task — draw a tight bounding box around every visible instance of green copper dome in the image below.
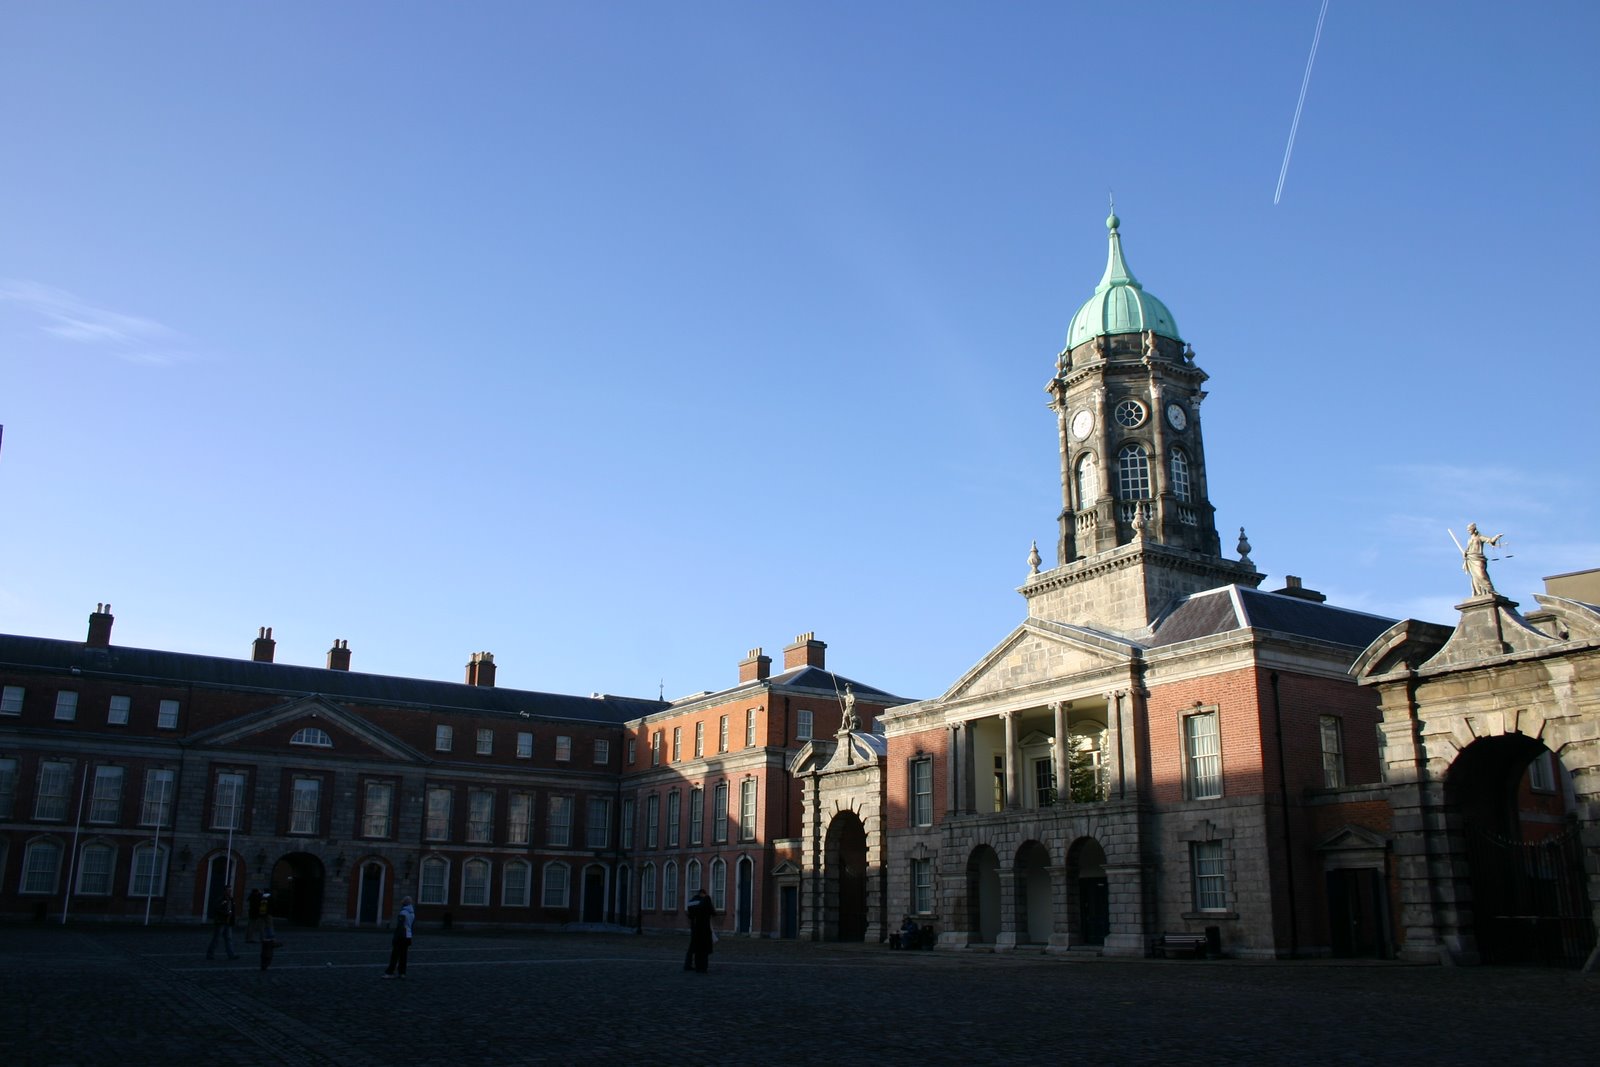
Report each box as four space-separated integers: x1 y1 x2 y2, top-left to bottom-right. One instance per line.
1064 212 1181 349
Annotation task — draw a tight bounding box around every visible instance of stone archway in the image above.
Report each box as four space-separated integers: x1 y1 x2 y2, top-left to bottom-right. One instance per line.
268 852 325 927
825 811 869 941
967 845 1002 944
1446 736 1594 966
1067 837 1109 946
1015 841 1053 945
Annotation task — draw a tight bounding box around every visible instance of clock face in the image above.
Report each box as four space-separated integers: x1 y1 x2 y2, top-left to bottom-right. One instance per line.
1166 403 1188 431
1113 399 1146 429
1071 409 1094 439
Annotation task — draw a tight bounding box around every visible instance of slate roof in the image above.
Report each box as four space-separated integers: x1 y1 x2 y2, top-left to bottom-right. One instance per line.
0 634 668 726
1146 586 1397 651
762 665 914 705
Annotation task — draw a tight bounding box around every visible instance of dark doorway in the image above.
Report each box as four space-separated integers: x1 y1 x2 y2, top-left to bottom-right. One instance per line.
358 862 384 925
736 857 753 935
826 811 869 941
967 845 1002 944
1448 737 1595 967
1068 837 1108 946
615 866 630 927
1016 841 1053 944
269 853 326 927
1326 868 1387 958
780 885 798 939
582 866 606 923
203 854 237 919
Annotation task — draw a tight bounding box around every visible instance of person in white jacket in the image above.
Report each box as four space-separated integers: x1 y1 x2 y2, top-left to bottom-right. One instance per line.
382 897 415 978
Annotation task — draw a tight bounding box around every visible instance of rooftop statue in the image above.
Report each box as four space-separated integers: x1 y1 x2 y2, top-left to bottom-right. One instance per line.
1461 522 1505 597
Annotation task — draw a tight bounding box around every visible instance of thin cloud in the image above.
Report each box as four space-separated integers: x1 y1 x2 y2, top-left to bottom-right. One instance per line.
0 280 187 365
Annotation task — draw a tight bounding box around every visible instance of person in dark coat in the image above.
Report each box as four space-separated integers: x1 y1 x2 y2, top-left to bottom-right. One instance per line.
382 896 415 979
684 889 717 973
206 886 239 960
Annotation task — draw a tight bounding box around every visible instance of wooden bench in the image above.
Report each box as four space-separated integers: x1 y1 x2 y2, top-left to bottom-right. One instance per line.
1154 932 1210 958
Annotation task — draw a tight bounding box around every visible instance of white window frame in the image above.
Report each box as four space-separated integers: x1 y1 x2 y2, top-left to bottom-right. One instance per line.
645 794 660 849
157 699 179 729
362 780 394 838
435 725 453 753
1117 442 1151 499
426 786 453 841
662 860 679 912
586 797 611 850
666 790 681 848
694 721 704 758
212 771 245 831
593 739 609 765
54 690 78 721
620 797 635 851
688 787 704 846
911 758 933 827
671 727 681 762
1192 840 1227 911
797 709 813 741
461 857 491 907
476 728 493 756
129 842 167 897
911 857 934 915
555 735 572 762
0 685 23 715
507 792 533 845
140 769 175 827
516 731 533 759
710 857 727 911
503 859 531 907
290 727 332 747
739 778 757 842
1184 710 1222 800
419 855 449 905
1529 750 1557 793
719 715 729 753
641 863 657 911
746 708 756 747
1319 715 1345 788
36 761 72 821
542 862 570 908
289 777 321 835
467 788 495 843
107 694 131 725
713 782 729 843
547 795 572 847
686 858 703 895
22 838 63 894
77 841 116 896
89 766 124 824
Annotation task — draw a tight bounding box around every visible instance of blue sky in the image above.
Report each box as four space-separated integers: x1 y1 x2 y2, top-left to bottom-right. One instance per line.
3 2 1597 703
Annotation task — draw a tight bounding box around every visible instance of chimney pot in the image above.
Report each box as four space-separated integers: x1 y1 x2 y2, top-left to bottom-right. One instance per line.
466 651 498 687
738 646 772 683
327 639 352 671
252 626 277 663
783 632 827 671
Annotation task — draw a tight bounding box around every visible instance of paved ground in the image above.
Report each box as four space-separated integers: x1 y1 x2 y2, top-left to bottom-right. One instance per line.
2 924 1597 1065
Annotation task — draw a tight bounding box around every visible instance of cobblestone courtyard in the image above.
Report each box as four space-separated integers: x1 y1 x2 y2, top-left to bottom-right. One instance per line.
2 924 1596 1065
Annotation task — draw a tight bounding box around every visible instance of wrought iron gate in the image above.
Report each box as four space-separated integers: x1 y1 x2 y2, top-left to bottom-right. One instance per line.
1466 823 1595 967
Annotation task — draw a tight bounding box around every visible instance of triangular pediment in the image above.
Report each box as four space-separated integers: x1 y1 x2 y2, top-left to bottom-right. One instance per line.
186 694 426 762
942 619 1138 702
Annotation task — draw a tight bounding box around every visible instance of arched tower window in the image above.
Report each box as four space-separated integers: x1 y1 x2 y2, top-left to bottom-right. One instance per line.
1116 444 1150 499
1170 448 1191 503
1075 453 1099 508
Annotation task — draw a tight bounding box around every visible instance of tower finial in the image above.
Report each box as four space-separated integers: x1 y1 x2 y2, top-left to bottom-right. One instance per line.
1107 192 1119 232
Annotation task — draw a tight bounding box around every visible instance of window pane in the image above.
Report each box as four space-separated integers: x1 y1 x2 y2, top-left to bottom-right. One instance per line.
468 789 494 843
1319 715 1344 788
713 783 728 843
130 844 166 897
508 793 532 845
663 862 678 911
91 767 124 824
710 858 726 911
0 685 24 715
548 796 571 847
586 797 611 850
543 863 569 908
426 788 453 841
212 772 245 831
139 770 174 827
363 781 393 837
78 843 115 895
290 779 320 834
157 700 179 729
420 857 448 905
1117 443 1150 498
1186 713 1221 799
462 859 489 906
912 759 932 826
476 728 493 755
666 791 680 848
24 840 63 893
54 690 78 721
516 732 533 759
503 861 530 907
1193 841 1226 911
739 779 756 841
688 788 703 846
107 695 130 725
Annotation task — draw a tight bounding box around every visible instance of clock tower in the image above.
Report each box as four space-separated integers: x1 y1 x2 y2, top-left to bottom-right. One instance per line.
1028 212 1260 634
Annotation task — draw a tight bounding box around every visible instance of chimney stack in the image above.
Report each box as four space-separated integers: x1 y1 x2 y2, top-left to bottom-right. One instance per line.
465 651 497 687
1273 575 1327 603
738 647 772 683
87 603 114 648
252 627 277 663
326 639 351 671
783 631 826 671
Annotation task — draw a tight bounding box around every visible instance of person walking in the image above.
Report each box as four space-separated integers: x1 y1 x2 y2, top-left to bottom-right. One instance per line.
383 896 415 979
244 888 263 942
206 886 239 961
684 889 717 973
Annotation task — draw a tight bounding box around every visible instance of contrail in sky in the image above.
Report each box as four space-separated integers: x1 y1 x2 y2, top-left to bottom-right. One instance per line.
1275 0 1331 205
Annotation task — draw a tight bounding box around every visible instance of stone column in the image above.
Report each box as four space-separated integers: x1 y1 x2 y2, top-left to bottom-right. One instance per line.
994 868 1019 951
961 720 977 813
1003 710 1021 810
1052 701 1070 806
1101 862 1149 957
1046 863 1072 952
1104 690 1127 799
946 723 961 817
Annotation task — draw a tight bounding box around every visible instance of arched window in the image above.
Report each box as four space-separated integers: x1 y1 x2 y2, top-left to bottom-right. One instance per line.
77 841 116 895
663 860 679 912
1117 443 1150 499
1171 448 1191 503
503 859 531 907
542 861 571 908
128 842 167 897
686 858 703 895
419 855 449 905
1075 453 1099 507
461 858 490 906
22 838 63 894
710 857 728 911
641 863 657 910
291 727 332 747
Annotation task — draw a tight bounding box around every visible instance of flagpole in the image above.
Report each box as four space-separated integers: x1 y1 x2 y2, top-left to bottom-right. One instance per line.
61 761 91 924
143 775 165 927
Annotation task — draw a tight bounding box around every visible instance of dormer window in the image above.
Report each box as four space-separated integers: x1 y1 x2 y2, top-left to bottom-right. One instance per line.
291 727 333 748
